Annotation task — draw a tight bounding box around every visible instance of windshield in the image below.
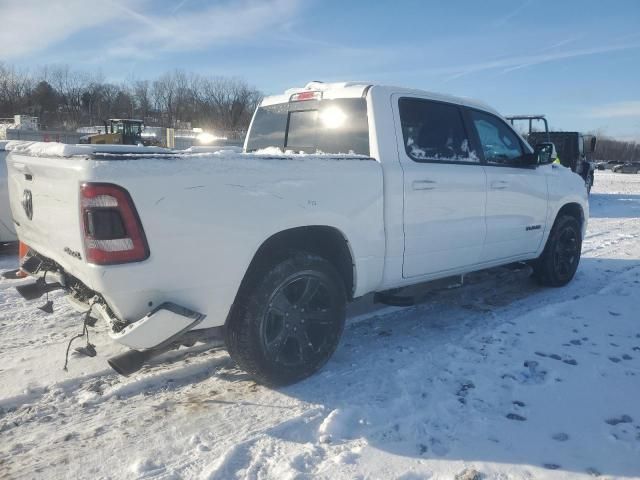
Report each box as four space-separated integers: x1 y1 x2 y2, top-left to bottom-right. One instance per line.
245 97 369 155
111 121 142 136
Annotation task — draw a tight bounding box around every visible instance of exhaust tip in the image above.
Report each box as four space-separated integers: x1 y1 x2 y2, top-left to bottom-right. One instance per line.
107 349 148 376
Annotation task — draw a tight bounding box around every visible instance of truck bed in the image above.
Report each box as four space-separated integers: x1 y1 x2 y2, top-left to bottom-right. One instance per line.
6 142 384 331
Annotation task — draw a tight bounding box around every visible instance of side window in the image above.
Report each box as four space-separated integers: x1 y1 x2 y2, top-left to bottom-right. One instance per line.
399 98 477 163
469 110 524 165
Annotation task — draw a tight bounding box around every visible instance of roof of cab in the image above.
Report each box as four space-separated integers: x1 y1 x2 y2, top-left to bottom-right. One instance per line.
260 81 499 116
261 81 372 106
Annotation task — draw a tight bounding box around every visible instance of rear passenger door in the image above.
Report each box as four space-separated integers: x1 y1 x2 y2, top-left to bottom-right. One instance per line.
394 96 487 278
465 108 548 262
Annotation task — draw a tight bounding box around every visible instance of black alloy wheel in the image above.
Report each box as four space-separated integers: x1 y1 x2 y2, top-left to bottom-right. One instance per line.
532 215 582 287
226 252 347 386
262 272 341 368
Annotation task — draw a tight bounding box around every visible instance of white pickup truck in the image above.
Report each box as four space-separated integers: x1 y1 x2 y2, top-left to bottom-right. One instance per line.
6 82 588 385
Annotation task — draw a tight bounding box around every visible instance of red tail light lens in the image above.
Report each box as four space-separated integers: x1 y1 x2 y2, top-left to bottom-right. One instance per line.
290 91 322 102
80 183 150 265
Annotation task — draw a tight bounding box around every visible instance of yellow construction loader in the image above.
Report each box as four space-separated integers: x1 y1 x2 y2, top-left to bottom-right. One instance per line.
81 119 149 145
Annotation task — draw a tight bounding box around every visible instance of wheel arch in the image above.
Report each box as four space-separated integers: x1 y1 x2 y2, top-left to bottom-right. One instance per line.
538 201 586 258
533 201 584 287
235 225 356 305
556 202 585 230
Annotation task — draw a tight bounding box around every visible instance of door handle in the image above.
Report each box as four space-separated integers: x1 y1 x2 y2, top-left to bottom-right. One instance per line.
412 180 437 190
490 180 508 190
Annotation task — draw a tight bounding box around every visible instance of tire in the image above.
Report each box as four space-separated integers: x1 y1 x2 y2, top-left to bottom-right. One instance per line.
532 215 582 287
225 252 347 386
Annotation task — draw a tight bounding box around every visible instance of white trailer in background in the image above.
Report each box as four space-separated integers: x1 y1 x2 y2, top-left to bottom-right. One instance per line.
0 142 18 243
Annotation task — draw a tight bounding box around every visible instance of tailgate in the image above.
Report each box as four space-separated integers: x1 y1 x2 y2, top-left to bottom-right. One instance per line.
7 152 87 278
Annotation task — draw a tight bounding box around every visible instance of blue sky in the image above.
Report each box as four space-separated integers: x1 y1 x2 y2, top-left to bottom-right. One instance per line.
2 0 640 140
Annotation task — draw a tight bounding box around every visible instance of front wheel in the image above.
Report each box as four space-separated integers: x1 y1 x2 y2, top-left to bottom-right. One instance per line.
532 215 582 287
226 252 347 386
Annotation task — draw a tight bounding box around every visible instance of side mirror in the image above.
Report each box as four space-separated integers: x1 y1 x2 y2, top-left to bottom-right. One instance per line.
534 142 556 165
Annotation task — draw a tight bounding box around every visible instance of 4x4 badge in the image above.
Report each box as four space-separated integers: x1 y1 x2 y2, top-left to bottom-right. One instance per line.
22 189 33 220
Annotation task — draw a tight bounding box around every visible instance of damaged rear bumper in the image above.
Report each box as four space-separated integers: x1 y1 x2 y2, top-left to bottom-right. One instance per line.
15 249 217 375
68 295 207 350
110 302 205 350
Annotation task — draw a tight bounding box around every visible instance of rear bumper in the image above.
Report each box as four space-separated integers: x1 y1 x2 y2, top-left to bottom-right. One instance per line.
110 302 205 350
19 249 208 350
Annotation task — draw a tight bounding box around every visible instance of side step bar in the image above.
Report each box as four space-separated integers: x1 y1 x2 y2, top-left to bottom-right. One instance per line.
373 291 415 307
373 274 467 307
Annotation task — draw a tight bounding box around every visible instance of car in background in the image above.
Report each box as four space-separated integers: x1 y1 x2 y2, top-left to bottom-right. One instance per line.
612 162 640 174
600 160 624 170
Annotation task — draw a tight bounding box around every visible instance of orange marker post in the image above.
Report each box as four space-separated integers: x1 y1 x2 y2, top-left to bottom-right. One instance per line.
17 241 29 278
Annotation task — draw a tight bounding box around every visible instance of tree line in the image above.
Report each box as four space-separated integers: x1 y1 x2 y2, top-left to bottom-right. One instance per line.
0 63 263 134
2 62 638 159
593 135 640 163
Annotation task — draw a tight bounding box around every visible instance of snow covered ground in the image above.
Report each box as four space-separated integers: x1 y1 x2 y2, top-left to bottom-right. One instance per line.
1 171 639 480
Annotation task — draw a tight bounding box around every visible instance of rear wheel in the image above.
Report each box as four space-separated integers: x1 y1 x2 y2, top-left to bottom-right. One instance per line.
532 215 582 287
226 252 346 386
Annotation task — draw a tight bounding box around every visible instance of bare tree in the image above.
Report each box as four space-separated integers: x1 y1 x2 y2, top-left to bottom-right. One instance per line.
591 130 639 163
0 63 262 135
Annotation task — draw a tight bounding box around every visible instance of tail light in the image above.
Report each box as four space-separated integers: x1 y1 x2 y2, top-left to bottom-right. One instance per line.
290 91 322 102
80 183 149 265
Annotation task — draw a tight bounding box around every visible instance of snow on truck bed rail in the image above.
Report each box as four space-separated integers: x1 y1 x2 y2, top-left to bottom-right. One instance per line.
0 141 372 161
0 140 173 157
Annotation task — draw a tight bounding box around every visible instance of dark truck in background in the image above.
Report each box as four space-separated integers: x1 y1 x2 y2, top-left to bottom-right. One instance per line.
529 131 597 193
507 115 597 193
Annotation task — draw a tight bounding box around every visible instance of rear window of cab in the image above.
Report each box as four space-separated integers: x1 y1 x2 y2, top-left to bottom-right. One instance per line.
245 98 369 156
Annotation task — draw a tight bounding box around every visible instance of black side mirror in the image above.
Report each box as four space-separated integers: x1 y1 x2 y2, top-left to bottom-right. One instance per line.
534 142 555 165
